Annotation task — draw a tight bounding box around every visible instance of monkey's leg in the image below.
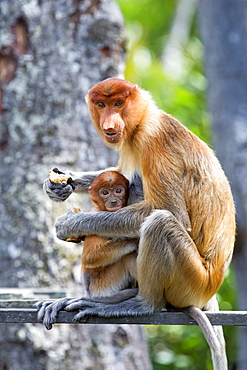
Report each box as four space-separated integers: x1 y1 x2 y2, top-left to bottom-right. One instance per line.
137 210 227 370
83 252 137 297
137 210 214 310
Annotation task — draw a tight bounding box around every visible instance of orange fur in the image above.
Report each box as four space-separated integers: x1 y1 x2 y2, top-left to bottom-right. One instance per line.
82 171 137 297
86 78 235 309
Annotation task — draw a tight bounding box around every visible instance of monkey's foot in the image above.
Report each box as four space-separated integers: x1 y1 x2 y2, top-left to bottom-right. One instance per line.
36 297 92 330
64 296 154 322
36 295 154 329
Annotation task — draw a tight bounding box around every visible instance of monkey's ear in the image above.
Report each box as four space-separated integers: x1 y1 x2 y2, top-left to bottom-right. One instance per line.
88 186 91 190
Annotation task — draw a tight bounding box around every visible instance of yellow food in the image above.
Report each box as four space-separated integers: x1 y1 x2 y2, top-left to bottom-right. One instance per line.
48 170 71 184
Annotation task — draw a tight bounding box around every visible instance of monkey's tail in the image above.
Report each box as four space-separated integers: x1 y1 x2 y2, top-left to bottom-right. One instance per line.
182 306 220 353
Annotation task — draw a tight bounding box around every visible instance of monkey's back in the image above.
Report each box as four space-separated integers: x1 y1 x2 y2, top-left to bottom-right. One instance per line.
138 111 235 275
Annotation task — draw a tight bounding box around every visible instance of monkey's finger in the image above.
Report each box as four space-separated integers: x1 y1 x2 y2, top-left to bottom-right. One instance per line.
43 312 53 330
64 298 96 311
35 300 59 329
52 184 74 200
42 304 57 330
72 305 111 321
42 297 71 330
36 301 53 322
73 310 91 322
35 301 44 310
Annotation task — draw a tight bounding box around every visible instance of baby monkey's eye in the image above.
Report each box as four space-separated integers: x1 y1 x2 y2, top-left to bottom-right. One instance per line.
97 102 105 108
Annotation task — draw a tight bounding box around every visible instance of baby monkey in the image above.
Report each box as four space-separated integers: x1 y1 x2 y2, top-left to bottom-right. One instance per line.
75 171 138 297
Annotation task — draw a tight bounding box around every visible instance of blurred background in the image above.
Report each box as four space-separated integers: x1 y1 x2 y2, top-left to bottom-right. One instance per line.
1 0 246 369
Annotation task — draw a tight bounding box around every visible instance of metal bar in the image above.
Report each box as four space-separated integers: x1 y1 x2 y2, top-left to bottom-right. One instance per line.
0 306 246 326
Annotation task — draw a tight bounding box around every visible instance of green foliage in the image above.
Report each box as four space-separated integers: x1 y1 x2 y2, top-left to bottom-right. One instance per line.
146 324 212 370
116 0 237 368
117 0 210 143
117 0 175 56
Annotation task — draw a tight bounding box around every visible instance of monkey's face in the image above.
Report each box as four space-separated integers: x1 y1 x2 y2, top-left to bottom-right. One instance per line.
97 101 125 144
86 78 138 147
98 186 127 211
89 171 129 212
88 99 126 145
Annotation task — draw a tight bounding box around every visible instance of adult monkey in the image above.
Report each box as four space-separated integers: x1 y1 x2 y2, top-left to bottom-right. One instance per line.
38 78 235 370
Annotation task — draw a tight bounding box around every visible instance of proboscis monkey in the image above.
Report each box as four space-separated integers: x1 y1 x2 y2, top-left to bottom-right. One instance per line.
38 78 235 370
80 171 138 297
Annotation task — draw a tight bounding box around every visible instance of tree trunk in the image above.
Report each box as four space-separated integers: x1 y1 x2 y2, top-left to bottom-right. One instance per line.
0 1 152 368
198 1 247 369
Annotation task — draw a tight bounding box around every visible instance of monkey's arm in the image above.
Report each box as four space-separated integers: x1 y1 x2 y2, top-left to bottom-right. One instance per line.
55 201 153 241
43 168 116 202
54 182 191 242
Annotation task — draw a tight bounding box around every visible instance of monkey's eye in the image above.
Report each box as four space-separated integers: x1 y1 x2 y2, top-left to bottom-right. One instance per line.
97 102 105 108
101 190 109 196
115 188 122 194
114 101 123 107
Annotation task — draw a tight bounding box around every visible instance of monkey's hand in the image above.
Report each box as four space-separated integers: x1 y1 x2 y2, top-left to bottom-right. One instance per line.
55 210 86 241
43 179 74 202
43 168 75 202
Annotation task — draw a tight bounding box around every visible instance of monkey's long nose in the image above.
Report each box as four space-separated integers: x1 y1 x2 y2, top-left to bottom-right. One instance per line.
102 112 120 131
102 117 122 143
102 118 117 130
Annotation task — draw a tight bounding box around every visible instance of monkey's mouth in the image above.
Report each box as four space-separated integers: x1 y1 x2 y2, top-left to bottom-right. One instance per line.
104 131 121 143
106 205 122 212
